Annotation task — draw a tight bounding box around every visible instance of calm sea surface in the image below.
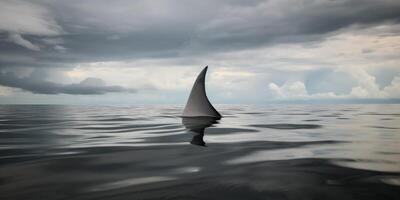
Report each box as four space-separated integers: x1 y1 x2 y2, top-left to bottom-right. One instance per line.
0 104 400 199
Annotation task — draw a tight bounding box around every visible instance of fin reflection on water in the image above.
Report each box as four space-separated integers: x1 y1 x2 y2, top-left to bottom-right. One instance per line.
182 117 218 146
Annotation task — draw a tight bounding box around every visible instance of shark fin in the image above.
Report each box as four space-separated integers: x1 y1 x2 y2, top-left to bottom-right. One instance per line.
182 66 221 119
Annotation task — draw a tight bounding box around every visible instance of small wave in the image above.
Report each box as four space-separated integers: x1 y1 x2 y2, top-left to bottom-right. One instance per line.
249 123 322 130
367 126 399 130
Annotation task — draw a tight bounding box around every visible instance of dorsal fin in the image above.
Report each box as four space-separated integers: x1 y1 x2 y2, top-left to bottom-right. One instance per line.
182 66 221 119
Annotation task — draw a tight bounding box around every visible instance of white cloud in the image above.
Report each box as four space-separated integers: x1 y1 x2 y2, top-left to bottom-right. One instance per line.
344 67 381 98
268 82 307 98
344 67 400 99
268 68 400 100
268 81 336 99
349 87 370 98
382 77 400 98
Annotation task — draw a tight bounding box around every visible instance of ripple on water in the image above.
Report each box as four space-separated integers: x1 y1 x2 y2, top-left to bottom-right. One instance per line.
206 127 259 135
303 119 322 122
249 123 322 130
89 176 176 192
367 126 399 130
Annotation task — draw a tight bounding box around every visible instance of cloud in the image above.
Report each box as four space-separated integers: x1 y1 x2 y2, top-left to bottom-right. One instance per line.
268 69 400 100
0 0 63 51
268 81 336 99
0 72 136 95
346 68 381 98
0 0 62 35
7 33 40 51
41 37 64 45
191 0 400 51
382 77 400 98
342 67 400 99
268 82 306 98
1 0 399 68
0 85 13 96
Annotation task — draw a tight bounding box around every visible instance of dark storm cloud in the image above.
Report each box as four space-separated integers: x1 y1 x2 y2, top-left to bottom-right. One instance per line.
193 0 400 49
57 0 400 57
0 72 136 95
1 0 400 68
0 0 400 96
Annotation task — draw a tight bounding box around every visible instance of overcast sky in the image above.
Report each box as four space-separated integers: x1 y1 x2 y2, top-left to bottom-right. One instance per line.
0 0 399 104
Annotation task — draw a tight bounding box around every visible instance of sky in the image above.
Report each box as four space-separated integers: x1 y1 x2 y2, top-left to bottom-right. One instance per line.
0 0 399 104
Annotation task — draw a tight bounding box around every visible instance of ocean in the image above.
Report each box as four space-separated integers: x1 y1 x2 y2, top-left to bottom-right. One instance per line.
0 104 399 199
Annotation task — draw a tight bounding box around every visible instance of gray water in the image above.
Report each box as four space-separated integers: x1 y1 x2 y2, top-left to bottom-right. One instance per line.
0 104 400 200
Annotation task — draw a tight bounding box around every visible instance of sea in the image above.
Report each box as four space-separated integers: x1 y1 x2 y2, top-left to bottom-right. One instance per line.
0 104 399 200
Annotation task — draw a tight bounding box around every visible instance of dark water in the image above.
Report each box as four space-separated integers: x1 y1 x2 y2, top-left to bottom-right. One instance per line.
1 105 400 200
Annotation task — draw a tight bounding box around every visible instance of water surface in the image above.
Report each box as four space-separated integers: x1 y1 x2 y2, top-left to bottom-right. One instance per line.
1 104 400 199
